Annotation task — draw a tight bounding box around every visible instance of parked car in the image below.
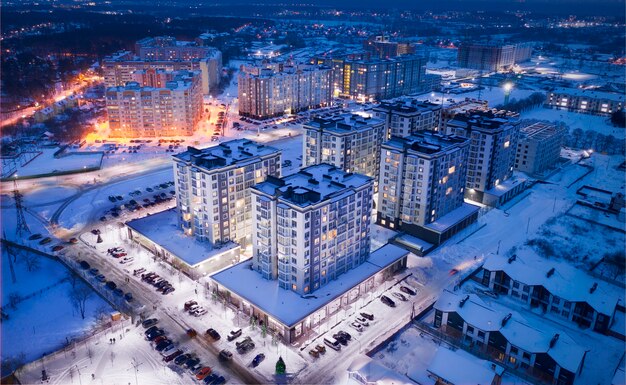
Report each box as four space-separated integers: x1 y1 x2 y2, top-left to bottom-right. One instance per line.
391 292 407 302
309 349 320 358
28 233 43 240
142 318 158 328
162 286 175 295
203 373 218 384
79 261 91 269
105 281 117 290
212 376 226 385
51 245 64 252
315 345 326 354
119 257 134 264
184 357 200 369
164 349 183 363
113 288 124 297
146 329 165 341
155 339 173 352
355 317 369 327
175 353 192 366
252 353 265 367
69 238 78 244
206 328 221 341
145 326 159 336
323 337 341 351
349 322 364 332
360 312 374 321
39 237 52 245
184 300 198 311
152 335 167 345
95 274 106 282
381 295 396 307
399 286 417 296
219 350 233 361
195 367 212 380
227 329 242 341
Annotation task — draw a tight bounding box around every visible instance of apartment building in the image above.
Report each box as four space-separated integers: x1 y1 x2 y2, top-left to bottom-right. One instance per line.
312 54 428 101
457 42 533 72
105 70 202 138
303 114 385 181
545 88 624 116
377 133 479 244
251 164 373 295
373 99 442 139
434 289 587 385
515 122 565 176
478 252 624 336
444 109 522 205
103 45 222 95
363 35 415 58
238 62 333 120
173 140 281 247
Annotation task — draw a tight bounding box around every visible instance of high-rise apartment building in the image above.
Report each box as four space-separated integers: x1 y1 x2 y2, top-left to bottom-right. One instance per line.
377 133 478 244
457 42 533 72
444 110 521 204
303 114 385 180
312 54 428 101
515 122 565 176
238 62 333 120
173 140 281 247
373 99 442 139
363 35 415 59
105 70 202 137
251 164 373 294
103 37 222 95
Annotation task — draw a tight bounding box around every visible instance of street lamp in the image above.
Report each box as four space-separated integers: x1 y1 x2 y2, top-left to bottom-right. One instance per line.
503 82 513 105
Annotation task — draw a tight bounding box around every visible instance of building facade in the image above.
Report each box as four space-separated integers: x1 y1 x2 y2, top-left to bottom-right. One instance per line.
173 140 281 247
303 114 385 180
444 110 521 204
312 54 428 101
363 35 415 59
457 42 533 72
377 133 478 244
103 45 222 95
545 88 624 116
373 99 442 139
105 70 202 137
514 122 565 176
251 164 373 295
238 63 333 120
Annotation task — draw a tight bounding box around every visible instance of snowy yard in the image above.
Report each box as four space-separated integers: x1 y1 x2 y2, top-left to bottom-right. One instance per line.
10 147 103 179
522 107 625 139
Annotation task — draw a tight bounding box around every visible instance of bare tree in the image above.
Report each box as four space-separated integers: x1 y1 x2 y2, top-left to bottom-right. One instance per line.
8 292 22 309
86 346 94 364
69 283 93 319
66 270 79 289
23 253 41 272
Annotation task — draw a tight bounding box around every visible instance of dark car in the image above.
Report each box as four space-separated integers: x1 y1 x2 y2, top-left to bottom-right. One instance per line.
219 350 233 361
52 245 64 252
212 376 225 385
39 237 52 245
142 318 158 328
124 293 133 302
95 274 106 282
206 328 221 341
147 329 165 341
332 333 348 346
203 374 218 385
90 229 100 235
174 353 192 366
252 353 265 367
360 312 374 321
162 286 175 295
145 326 159 336
79 260 90 269
28 233 43 240
88 268 99 275
105 281 117 290
227 329 242 341
184 357 201 369
113 288 124 297
381 295 396 308
155 339 173 352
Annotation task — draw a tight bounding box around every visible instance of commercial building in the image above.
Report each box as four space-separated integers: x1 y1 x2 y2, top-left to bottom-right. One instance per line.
173 140 281 247
478 251 624 336
457 42 533 72
103 41 222 95
514 122 566 176
238 62 333 120
444 109 522 205
251 164 373 294
434 289 587 385
377 133 479 244
545 88 624 116
373 99 442 138
105 70 202 138
303 114 385 180
312 54 428 101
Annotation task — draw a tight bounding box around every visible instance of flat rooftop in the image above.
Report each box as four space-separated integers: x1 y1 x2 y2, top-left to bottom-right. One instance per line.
126 208 237 267
383 132 469 156
174 139 280 172
424 202 481 233
482 250 624 315
374 99 441 115
253 163 372 208
211 244 409 327
304 114 383 135
551 87 625 102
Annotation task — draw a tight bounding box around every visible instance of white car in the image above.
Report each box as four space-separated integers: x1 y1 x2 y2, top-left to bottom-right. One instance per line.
391 292 407 302
192 307 207 317
355 317 369 327
119 257 134 264
349 322 363 332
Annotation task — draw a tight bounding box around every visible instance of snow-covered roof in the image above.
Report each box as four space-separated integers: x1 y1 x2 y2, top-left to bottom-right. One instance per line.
211 244 408 327
483 177 527 198
424 347 501 385
382 132 469 158
347 355 416 385
304 113 384 136
126 208 238 267
482 251 623 315
174 139 280 173
424 202 480 233
435 289 587 373
252 163 372 208
550 87 625 102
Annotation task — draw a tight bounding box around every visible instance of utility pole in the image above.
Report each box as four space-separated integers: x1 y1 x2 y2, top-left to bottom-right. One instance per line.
128 357 143 385
13 180 31 237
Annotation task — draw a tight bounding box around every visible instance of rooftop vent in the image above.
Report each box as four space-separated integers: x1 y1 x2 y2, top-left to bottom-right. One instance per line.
546 268 555 278
590 282 598 294
501 313 512 327
459 295 470 308
549 333 560 348
508 254 517 264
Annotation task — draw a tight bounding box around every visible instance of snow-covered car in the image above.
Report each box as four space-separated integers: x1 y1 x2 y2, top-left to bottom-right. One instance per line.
355 317 369 327
119 257 134 264
349 322 363 332
192 307 207 317
391 292 407 302
399 286 417 296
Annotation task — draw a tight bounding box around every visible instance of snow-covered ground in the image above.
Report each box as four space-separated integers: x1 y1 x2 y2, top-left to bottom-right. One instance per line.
10 147 103 179
523 107 625 139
